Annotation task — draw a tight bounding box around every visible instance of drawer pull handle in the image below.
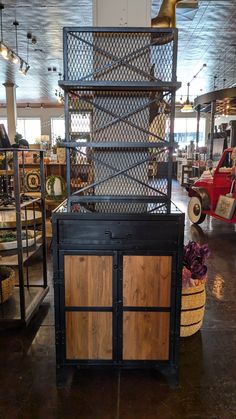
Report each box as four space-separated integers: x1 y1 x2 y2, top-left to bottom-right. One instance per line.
105 230 132 240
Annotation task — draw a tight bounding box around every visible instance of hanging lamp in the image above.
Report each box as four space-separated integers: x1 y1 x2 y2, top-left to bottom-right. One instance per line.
181 82 194 112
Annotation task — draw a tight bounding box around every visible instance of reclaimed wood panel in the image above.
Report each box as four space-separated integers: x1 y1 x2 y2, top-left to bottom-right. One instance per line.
123 312 170 360
123 255 172 307
66 312 113 360
64 255 112 307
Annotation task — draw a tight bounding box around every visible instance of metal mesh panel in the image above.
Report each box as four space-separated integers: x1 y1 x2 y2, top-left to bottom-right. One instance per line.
68 90 171 144
60 28 178 214
65 29 176 83
68 146 169 197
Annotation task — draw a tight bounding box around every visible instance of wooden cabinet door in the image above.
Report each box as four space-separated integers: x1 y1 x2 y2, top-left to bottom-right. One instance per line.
64 255 113 360
122 255 172 361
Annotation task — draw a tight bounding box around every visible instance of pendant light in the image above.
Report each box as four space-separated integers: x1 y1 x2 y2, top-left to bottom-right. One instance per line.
181 82 194 112
0 3 8 58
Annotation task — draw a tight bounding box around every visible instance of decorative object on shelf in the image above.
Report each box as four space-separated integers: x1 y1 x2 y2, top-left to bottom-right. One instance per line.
0 266 15 304
57 146 66 164
46 175 66 200
151 0 182 28
24 170 41 192
181 240 210 337
0 229 40 251
0 193 15 208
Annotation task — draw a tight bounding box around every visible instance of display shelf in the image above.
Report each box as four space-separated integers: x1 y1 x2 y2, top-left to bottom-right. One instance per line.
0 148 48 328
53 27 184 386
0 286 49 328
0 170 14 176
0 242 42 266
0 209 42 229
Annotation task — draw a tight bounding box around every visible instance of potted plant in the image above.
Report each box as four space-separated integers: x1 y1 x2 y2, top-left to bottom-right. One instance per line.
45 175 67 201
181 241 210 337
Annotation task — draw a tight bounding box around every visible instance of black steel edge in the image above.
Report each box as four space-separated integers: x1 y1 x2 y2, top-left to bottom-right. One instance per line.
59 80 181 92
170 215 185 369
63 27 176 34
54 212 183 221
56 243 180 252
67 196 169 203
59 359 171 367
58 141 169 148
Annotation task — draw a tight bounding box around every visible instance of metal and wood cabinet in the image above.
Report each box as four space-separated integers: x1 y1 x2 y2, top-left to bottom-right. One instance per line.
53 27 184 384
53 212 184 383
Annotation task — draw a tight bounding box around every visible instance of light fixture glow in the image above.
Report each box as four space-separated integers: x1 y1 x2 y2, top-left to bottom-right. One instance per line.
18 59 24 73
181 82 194 113
12 52 19 64
1 43 8 58
0 9 31 75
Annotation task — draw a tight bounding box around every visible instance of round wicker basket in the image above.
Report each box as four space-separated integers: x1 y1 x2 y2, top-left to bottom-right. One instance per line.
180 283 206 337
0 267 15 304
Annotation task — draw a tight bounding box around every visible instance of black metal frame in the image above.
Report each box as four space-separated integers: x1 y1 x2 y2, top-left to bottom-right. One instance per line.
53 211 184 385
0 148 49 328
53 27 184 385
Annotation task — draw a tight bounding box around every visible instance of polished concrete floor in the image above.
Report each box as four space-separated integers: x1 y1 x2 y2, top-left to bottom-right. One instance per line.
0 181 236 419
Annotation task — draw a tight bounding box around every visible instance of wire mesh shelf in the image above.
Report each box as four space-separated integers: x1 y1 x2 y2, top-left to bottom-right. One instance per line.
59 28 180 214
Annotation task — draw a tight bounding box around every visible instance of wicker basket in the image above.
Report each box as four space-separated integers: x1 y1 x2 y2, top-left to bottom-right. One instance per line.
180 283 206 337
0 267 15 304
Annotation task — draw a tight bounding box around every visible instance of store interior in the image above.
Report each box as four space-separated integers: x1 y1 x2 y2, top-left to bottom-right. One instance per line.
0 1 236 418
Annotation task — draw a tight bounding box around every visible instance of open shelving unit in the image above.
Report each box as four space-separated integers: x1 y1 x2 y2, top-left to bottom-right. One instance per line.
0 148 48 328
53 27 184 386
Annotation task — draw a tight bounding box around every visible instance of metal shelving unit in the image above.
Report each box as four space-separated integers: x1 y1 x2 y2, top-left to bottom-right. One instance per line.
53 27 184 386
0 148 48 328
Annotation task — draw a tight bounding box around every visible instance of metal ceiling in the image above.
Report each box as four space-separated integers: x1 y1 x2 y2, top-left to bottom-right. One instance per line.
0 0 236 105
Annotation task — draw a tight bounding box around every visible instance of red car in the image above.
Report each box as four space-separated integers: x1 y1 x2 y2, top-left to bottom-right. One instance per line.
188 148 236 224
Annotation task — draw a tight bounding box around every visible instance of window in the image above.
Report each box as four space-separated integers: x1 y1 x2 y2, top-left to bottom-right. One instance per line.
174 118 205 149
17 118 41 144
51 118 65 145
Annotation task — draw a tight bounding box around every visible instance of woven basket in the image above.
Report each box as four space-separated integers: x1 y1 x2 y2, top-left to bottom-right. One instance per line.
180 283 206 337
0 267 15 304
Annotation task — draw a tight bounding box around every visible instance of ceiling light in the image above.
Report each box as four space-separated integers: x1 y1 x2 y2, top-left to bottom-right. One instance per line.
0 8 31 74
1 44 8 58
11 52 19 64
18 59 24 73
23 64 30 75
181 82 194 112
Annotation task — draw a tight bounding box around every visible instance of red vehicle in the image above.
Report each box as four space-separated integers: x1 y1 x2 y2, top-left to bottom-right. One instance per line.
188 148 236 224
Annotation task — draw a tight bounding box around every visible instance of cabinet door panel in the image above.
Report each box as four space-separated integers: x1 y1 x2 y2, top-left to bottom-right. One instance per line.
123 312 170 360
66 312 113 360
123 255 171 307
64 255 112 307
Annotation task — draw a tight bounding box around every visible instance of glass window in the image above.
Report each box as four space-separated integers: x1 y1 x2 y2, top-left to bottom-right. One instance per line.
17 118 41 144
174 118 205 149
51 118 65 145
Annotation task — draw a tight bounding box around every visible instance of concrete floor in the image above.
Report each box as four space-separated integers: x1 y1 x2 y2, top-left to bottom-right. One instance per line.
0 181 236 419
